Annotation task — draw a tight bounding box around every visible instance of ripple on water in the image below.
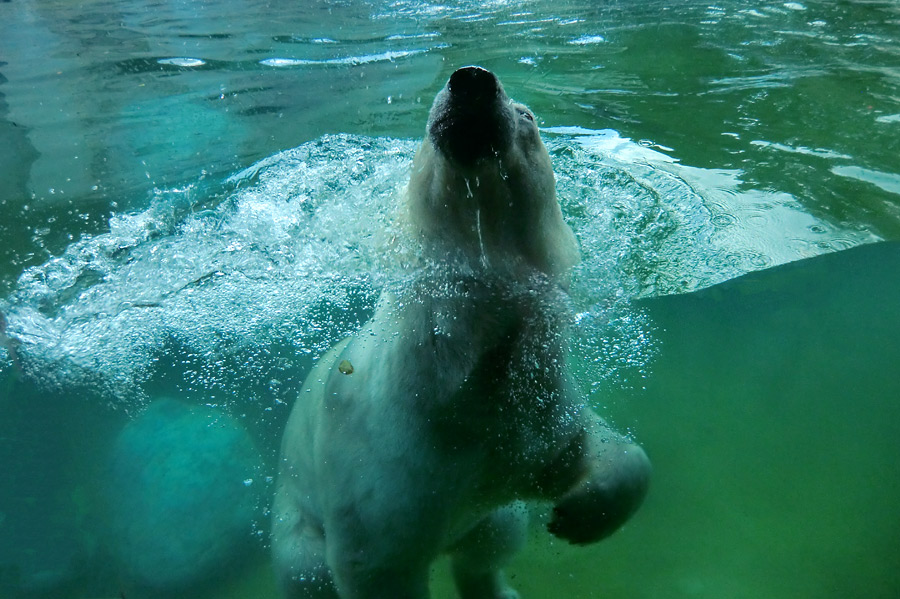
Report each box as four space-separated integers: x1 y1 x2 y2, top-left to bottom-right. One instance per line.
832 165 900 196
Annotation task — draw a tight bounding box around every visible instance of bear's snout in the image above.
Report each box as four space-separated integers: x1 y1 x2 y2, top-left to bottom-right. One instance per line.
427 66 512 166
447 66 500 107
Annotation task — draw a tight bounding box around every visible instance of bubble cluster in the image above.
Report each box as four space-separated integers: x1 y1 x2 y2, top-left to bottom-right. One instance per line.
2 135 415 402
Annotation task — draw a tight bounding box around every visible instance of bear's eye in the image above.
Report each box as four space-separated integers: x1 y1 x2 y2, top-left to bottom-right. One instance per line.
519 109 535 123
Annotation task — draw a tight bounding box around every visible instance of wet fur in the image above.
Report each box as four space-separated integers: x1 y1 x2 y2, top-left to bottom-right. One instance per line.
272 67 650 599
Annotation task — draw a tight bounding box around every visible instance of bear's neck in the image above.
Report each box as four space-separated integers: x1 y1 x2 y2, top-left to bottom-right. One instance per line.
406 143 577 283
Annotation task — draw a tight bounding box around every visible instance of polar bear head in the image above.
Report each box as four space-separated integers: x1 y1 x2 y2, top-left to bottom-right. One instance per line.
407 66 579 281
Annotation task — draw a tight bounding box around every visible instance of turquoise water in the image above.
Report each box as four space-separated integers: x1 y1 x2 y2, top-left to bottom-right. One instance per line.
1 0 899 598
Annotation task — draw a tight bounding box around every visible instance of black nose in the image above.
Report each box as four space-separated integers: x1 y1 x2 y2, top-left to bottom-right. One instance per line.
447 66 499 106
428 66 509 165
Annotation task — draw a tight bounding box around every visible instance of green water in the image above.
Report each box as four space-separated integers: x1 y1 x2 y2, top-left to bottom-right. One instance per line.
1 0 899 598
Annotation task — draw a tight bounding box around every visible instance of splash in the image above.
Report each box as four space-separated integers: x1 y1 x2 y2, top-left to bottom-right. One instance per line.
544 127 880 299
2 130 875 404
1 135 415 401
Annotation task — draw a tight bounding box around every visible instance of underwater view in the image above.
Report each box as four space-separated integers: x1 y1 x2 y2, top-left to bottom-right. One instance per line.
1 0 899 597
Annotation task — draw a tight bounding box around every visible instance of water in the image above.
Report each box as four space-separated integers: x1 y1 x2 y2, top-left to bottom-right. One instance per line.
1 0 898 597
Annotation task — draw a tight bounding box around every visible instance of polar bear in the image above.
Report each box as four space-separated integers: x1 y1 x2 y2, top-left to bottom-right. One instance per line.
272 66 650 599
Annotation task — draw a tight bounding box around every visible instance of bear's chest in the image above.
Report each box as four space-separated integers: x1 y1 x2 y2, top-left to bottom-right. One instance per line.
421 329 580 496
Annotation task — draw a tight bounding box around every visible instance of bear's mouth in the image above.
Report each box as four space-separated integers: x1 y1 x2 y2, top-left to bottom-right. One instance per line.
428 66 513 167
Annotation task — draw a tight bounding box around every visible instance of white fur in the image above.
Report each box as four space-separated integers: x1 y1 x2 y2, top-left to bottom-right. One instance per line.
272 68 650 599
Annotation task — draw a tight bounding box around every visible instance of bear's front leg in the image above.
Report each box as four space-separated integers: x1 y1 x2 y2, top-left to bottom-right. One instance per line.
327 536 431 599
450 502 528 599
547 414 651 545
322 485 442 599
330 560 429 599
